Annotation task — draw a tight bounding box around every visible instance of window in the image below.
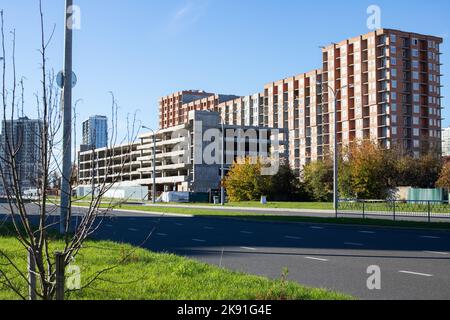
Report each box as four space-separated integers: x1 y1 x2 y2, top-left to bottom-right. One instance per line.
392 80 397 89
413 72 419 80
412 49 419 57
412 61 419 69
391 68 397 77
413 83 419 91
391 92 397 101
391 57 397 65
392 127 398 135
391 46 397 54
391 34 397 43
391 103 397 112
413 94 420 102
392 115 397 123
414 105 420 113
414 129 420 136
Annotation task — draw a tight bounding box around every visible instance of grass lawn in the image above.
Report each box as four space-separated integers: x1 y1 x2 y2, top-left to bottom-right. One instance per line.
69 202 450 230
0 227 352 300
152 201 334 210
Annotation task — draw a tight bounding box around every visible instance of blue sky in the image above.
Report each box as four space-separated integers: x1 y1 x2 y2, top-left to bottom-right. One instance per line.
1 0 450 144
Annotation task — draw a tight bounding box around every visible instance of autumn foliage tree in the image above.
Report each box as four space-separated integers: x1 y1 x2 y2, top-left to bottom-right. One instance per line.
436 162 450 194
224 158 272 202
303 159 333 202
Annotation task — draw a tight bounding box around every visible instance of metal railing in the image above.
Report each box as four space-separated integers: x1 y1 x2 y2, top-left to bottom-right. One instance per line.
338 199 450 222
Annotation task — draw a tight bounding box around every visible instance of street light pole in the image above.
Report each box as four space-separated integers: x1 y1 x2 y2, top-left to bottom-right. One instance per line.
317 82 352 213
60 0 74 234
221 120 225 206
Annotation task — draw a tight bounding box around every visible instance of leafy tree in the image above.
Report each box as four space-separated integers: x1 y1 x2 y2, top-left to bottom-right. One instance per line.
436 162 450 192
341 141 396 200
396 154 442 188
303 159 333 202
224 158 272 202
269 159 308 201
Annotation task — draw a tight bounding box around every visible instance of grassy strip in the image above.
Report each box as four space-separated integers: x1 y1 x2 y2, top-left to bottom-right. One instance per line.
0 227 351 300
70 203 450 230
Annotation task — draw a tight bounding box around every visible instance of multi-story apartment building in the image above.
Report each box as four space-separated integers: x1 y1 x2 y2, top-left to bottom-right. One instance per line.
82 115 108 149
443 127 450 157
159 90 238 129
0 117 43 194
158 29 443 177
78 111 286 198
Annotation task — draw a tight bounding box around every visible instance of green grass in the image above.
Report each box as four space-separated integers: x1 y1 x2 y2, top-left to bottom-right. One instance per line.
151 201 334 210
0 226 352 300
69 202 450 230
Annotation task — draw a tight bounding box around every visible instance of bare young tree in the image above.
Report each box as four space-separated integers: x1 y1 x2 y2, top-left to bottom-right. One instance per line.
0 1 142 300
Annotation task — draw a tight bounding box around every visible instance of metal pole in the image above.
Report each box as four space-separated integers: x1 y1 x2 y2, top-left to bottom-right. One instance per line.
221 121 225 206
55 252 65 301
60 0 74 234
333 94 339 213
152 133 156 204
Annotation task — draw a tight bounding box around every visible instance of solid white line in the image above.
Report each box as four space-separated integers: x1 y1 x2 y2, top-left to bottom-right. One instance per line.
240 247 257 251
284 236 302 240
128 228 138 232
310 226 324 230
424 251 448 255
399 270 433 277
240 231 254 234
344 242 364 247
421 236 441 239
305 256 329 262
192 239 206 243
359 231 376 234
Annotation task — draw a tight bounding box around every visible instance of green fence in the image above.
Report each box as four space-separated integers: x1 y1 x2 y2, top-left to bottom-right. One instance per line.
338 199 450 222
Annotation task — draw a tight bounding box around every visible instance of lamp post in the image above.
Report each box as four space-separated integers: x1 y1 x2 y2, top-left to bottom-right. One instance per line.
60 0 74 234
317 81 353 213
142 126 158 204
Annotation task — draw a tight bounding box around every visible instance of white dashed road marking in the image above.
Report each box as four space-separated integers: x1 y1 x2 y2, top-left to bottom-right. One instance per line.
174 223 183 226
240 231 254 235
192 239 206 243
310 226 324 230
421 236 441 239
203 226 215 230
240 247 257 251
284 236 302 240
344 242 364 247
305 257 329 262
399 271 433 277
128 228 138 232
424 251 448 255
359 231 376 234
156 233 168 237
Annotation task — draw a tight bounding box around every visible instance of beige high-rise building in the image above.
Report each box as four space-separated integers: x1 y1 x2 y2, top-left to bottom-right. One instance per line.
157 29 443 177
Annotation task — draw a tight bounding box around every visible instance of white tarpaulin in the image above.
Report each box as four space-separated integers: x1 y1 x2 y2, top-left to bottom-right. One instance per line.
158 192 190 203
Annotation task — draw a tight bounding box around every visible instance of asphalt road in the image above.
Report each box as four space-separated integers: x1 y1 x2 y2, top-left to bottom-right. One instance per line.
2 207 450 300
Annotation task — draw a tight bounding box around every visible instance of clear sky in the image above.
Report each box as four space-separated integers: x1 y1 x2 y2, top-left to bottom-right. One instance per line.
1 0 450 145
